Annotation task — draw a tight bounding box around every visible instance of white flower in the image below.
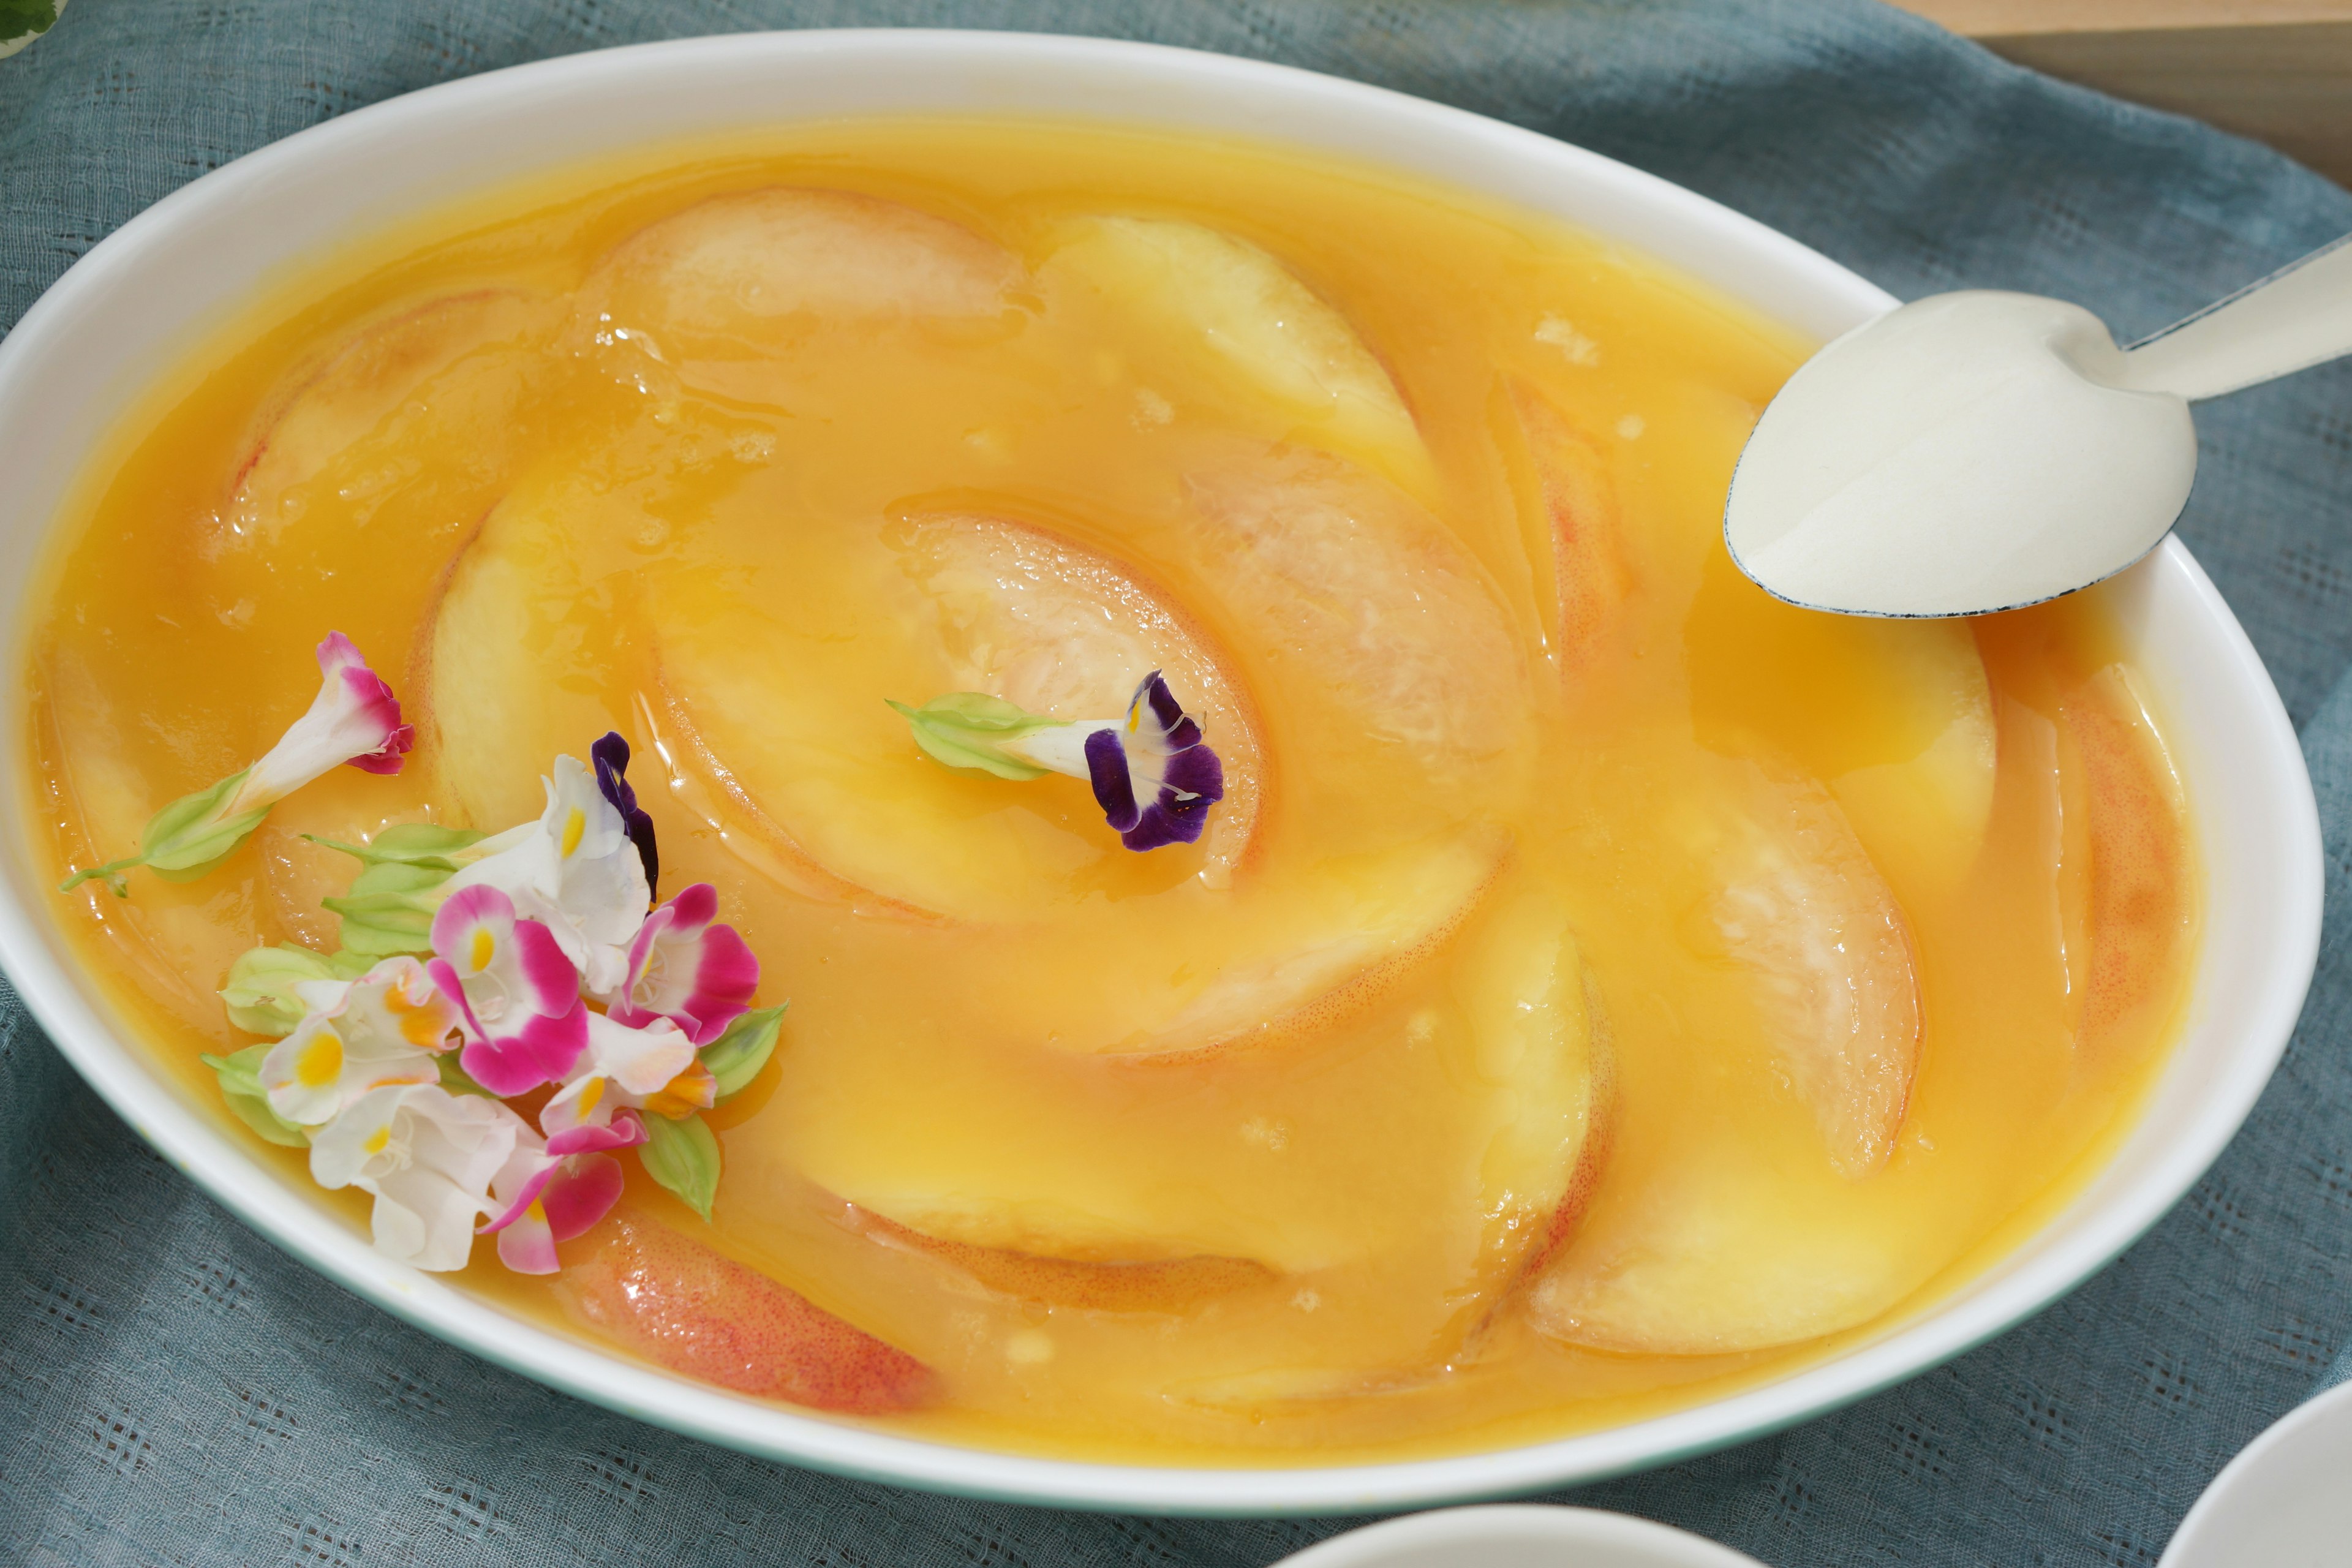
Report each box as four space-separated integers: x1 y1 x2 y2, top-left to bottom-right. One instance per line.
308 1084 525 1271
447 755 650 996
258 957 459 1128
229 631 415 813
540 1010 709 1135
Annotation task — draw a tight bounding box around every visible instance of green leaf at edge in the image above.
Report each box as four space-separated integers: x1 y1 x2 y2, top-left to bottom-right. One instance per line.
321 887 439 957
199 1043 309 1148
219 943 342 1038
305 823 486 872
888 694 1056 781
638 1113 720 1221
702 1004 787 1102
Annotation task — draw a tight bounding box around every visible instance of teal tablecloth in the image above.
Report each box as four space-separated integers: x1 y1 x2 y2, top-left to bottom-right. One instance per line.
8 2 2352 1562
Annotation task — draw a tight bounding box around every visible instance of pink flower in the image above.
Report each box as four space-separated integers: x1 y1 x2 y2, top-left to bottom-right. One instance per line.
229 633 415 813
540 1011 708 1136
426 884 587 1095
480 1115 646 1275
608 883 758 1045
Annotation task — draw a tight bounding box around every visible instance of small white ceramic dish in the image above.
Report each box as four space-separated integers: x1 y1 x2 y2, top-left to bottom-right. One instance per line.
0 29 2322 1517
2159 1379 2352 1566
1271 1506 1765 1567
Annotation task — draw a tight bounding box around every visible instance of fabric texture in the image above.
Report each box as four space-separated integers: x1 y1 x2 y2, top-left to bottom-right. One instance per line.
6 1 2352 1562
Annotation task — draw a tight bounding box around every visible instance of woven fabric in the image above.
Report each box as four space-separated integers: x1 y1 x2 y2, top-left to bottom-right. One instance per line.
6 2 2352 1562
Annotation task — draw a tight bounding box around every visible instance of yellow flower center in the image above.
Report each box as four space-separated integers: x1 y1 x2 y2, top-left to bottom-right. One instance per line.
387 980 446 1046
295 1033 344 1088
469 925 496 972
560 805 587 860
363 1126 392 1155
576 1076 606 1118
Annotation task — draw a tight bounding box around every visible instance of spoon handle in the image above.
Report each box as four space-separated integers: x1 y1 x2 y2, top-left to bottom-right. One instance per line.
2113 233 2352 401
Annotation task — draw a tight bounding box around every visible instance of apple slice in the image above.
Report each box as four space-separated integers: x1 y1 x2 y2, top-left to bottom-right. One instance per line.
1042 216 1419 467
556 1213 937 1414
582 187 1019 348
1702 761 1921 1180
229 290 555 533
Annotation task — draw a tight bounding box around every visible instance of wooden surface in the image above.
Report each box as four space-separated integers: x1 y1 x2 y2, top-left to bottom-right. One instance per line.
1891 0 2352 186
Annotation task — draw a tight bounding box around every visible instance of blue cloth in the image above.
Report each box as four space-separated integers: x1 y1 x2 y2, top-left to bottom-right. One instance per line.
7 2 2352 1563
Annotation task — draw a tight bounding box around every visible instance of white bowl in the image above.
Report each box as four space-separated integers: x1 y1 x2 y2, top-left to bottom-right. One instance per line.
0 29 2321 1517
2158 1379 2352 1566
1271 1506 1767 1567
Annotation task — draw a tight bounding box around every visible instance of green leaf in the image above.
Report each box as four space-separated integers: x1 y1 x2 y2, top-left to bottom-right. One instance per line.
306 823 486 872
199 1043 309 1148
701 1005 787 1102
0 1 59 47
638 1113 721 1221
142 768 270 876
436 1053 493 1098
888 693 1058 780
219 944 341 1037
58 766 265 892
322 881 442 957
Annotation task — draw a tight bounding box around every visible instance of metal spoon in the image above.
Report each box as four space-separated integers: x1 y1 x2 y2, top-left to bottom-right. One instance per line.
1725 235 2352 617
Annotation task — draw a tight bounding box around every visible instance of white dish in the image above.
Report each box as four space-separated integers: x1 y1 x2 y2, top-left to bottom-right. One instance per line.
1271 1506 1766 1566
0 28 2321 1517
2159 1379 2352 1566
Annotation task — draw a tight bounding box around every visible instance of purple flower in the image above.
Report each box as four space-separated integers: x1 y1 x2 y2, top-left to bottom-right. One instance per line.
591 731 658 901
1082 673 1226 851
889 671 1224 853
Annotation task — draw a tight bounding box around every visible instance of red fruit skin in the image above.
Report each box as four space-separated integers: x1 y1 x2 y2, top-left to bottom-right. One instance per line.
559 1214 938 1415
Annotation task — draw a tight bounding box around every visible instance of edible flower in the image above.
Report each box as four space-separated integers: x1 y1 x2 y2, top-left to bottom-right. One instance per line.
592 731 660 900
608 883 758 1044
889 671 1224 851
480 1115 647 1275
540 1011 708 1136
258 956 461 1128
447 751 652 996
425 884 588 1095
59 632 412 895
308 1083 526 1272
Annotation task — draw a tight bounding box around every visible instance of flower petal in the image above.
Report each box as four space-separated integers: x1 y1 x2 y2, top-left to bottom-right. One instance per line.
592 731 660 901
234 633 413 811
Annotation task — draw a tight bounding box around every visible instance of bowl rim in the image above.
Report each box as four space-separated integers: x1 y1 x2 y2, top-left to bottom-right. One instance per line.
0 27 2323 1518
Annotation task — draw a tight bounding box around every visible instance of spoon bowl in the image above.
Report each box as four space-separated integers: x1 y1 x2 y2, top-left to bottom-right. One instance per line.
1729 234 2352 617
1725 292 2193 616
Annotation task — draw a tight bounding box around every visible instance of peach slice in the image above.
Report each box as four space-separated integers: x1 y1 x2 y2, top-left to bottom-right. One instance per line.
423 480 635 832
556 1213 937 1414
641 513 1260 922
848 1207 1275 1313
1703 761 1921 1180
1041 216 1419 467
791 881 1604 1297
1508 379 1629 672
1523 1146 1953 1355
2062 664 2195 1060
1686 551 1997 904
581 187 1019 350
228 290 555 533
1179 446 1531 801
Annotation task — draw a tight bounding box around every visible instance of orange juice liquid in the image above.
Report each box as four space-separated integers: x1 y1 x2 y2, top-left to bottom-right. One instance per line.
19 120 2197 1464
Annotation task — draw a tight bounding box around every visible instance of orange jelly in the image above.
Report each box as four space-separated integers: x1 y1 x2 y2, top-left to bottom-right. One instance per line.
19 121 2198 1464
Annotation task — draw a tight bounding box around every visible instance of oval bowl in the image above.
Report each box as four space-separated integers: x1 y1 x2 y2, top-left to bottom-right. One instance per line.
0 28 2321 1517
